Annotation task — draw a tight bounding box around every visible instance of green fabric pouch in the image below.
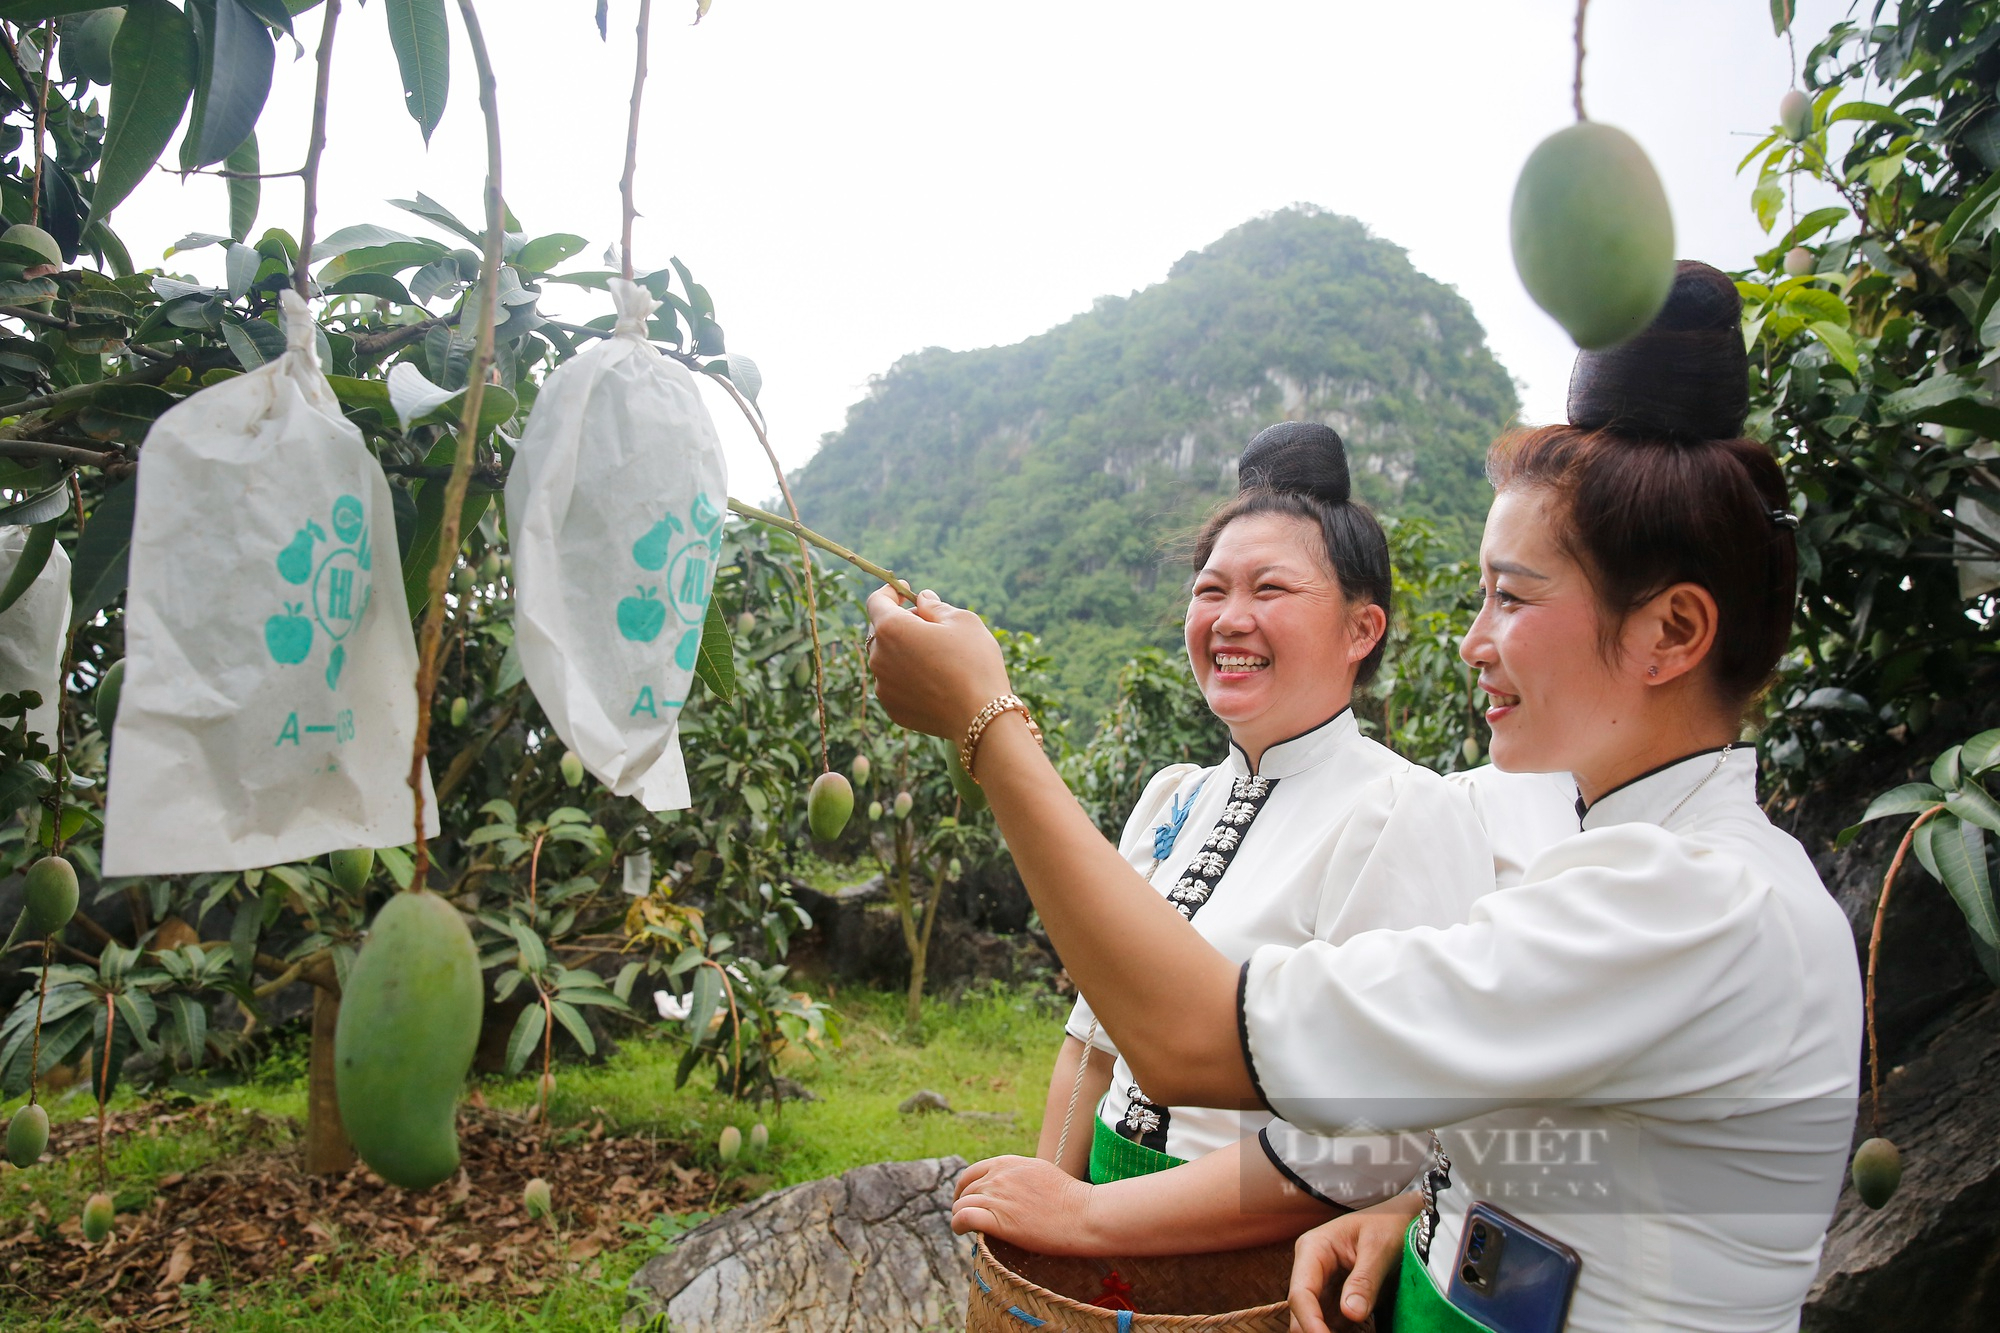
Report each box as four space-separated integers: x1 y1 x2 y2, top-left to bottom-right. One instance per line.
1376 1218 1496 1333
1088 1114 1187 1183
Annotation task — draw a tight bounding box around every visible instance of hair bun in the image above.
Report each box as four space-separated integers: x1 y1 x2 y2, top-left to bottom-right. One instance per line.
1567 260 1749 443
1238 421 1351 504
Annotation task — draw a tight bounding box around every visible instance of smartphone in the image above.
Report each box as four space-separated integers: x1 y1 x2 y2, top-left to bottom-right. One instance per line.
1443 1203 1581 1333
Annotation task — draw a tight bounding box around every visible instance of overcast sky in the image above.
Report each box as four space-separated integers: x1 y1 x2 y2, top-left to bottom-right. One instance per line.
116 0 1852 498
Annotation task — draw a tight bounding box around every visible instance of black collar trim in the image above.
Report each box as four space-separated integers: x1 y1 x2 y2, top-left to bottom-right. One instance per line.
1227 705 1354 775
1575 744 1744 823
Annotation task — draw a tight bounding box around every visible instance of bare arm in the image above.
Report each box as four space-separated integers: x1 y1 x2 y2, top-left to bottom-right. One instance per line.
1035 1035 1115 1179
866 587 1250 1108
952 1138 1339 1257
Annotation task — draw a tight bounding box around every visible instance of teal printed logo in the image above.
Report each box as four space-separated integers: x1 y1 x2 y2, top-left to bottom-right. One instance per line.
266 493 374 691
620 492 721 646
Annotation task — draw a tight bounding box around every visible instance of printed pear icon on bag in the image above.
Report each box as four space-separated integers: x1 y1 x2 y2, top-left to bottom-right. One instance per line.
277 521 323 585
632 514 682 571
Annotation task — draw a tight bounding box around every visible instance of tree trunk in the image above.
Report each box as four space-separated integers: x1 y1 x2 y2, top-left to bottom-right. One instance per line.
305 986 353 1174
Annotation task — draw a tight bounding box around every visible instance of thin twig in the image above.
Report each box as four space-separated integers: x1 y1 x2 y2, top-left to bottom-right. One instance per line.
724 496 914 599
1571 0 1589 122
0 440 123 467
1865 805 1942 1134
0 304 74 329
30 24 54 228
412 0 505 885
26 937 51 1107
620 0 652 282
96 990 114 1186
295 0 342 298
707 375 832 769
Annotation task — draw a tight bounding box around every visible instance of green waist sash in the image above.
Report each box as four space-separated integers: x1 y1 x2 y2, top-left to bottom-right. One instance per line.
1379 1218 1496 1333
1088 1114 1186 1183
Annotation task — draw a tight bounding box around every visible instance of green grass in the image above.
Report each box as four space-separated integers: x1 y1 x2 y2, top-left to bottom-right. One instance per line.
0 983 1066 1329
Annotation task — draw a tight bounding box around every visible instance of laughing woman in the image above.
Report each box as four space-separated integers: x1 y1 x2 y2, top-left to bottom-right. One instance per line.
1010 421 1512 1255
867 264 1860 1331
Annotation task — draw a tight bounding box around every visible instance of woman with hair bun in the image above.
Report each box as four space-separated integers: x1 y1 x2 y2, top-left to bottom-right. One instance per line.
866 262 1860 1331
967 420 1536 1257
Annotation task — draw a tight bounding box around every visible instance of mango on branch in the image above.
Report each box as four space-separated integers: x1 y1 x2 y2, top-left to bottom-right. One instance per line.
718 1125 742 1162
893 791 913 820
329 848 375 895
523 1177 553 1220
95 660 123 735
1852 1137 1902 1209
807 772 854 841
5 1103 48 1168
23 855 78 934
868 800 883 822
334 891 483 1190
1783 247 1814 277
1510 122 1675 349
1779 89 1812 141
81 1192 114 1243
851 754 871 785
0 223 61 270
560 750 585 787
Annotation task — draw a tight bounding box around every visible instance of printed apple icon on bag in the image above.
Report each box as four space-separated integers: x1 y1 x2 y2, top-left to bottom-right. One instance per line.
266 603 314 664
618 587 667 643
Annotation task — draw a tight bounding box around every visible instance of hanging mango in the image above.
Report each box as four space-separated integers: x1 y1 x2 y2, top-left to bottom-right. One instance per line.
505 278 728 810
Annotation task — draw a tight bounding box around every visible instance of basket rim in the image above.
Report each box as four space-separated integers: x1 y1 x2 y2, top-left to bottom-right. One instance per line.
971 1232 1291 1325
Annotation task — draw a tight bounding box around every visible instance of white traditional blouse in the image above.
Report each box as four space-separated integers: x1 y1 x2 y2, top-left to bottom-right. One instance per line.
1063 709 1497 1171
1446 764 1580 889
1240 749 1863 1333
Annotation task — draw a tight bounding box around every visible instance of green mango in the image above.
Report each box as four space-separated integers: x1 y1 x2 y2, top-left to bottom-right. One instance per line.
851 754 871 786
450 696 469 727
718 1125 742 1161
1778 89 1812 141
893 791 913 820
735 610 756 635
329 848 375 895
1 223 61 269
95 659 124 735
749 1122 769 1154
334 890 483 1190
1783 246 1814 277
560 751 585 787
807 772 854 841
868 800 883 822
23 855 78 934
81 1192 114 1243
63 7 123 86
1852 1137 1902 1209
1510 122 1675 349
5 1102 48 1168
522 1177 553 1219
945 745 987 813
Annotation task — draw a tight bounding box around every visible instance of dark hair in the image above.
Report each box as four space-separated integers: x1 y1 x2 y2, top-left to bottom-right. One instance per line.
1193 422 1393 686
1489 262 1796 706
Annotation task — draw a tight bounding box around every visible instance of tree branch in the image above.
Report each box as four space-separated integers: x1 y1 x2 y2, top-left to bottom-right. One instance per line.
295 0 341 297
0 439 122 467
620 0 652 281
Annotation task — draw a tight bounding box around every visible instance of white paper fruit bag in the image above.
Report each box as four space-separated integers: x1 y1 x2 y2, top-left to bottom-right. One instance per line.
0 525 72 747
506 277 727 811
102 291 436 875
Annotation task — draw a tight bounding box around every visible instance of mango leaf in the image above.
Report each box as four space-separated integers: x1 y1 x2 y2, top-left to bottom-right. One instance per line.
1934 745 1964 790
1962 729 2000 776
0 474 73 526
387 361 453 427
376 844 415 889
385 0 449 143
323 272 413 305
1829 101 1914 131
1783 287 1850 328
236 0 293 36
164 992 207 1071
1948 780 2000 835
226 131 260 241
224 241 260 299
0 521 57 618
309 223 427 260
1928 813 1999 947
0 2 123 20
548 999 595 1056
76 383 178 443
319 240 449 284
693 597 735 702
402 453 492 616
686 963 722 1046
389 192 482 245
191 0 274 166
1771 207 1848 253
89 0 199 229
504 1000 546 1075
69 475 136 625
513 233 587 275
1809 322 1859 376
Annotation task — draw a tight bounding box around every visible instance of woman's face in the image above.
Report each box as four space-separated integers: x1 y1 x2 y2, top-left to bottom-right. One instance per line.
1459 487 1640 780
1186 512 1381 759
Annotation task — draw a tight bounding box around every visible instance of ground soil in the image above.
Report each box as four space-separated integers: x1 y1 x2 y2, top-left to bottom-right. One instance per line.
0 1094 730 1329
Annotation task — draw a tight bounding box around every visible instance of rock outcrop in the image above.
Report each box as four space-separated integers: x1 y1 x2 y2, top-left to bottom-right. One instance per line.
624 1156 972 1331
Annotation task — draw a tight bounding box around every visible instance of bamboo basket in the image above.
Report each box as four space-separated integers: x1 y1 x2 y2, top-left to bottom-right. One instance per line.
967 1234 1292 1331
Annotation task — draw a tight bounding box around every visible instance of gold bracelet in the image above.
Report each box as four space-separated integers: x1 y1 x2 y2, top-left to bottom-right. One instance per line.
959 694 1043 782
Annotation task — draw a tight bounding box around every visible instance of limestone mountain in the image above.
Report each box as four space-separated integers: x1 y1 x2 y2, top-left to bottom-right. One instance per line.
792 205 1520 713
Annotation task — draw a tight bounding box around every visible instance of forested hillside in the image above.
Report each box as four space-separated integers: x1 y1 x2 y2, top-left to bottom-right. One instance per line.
792 206 1520 711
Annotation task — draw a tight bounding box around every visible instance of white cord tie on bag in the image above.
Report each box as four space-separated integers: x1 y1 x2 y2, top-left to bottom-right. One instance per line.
279 289 316 360
608 277 660 339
